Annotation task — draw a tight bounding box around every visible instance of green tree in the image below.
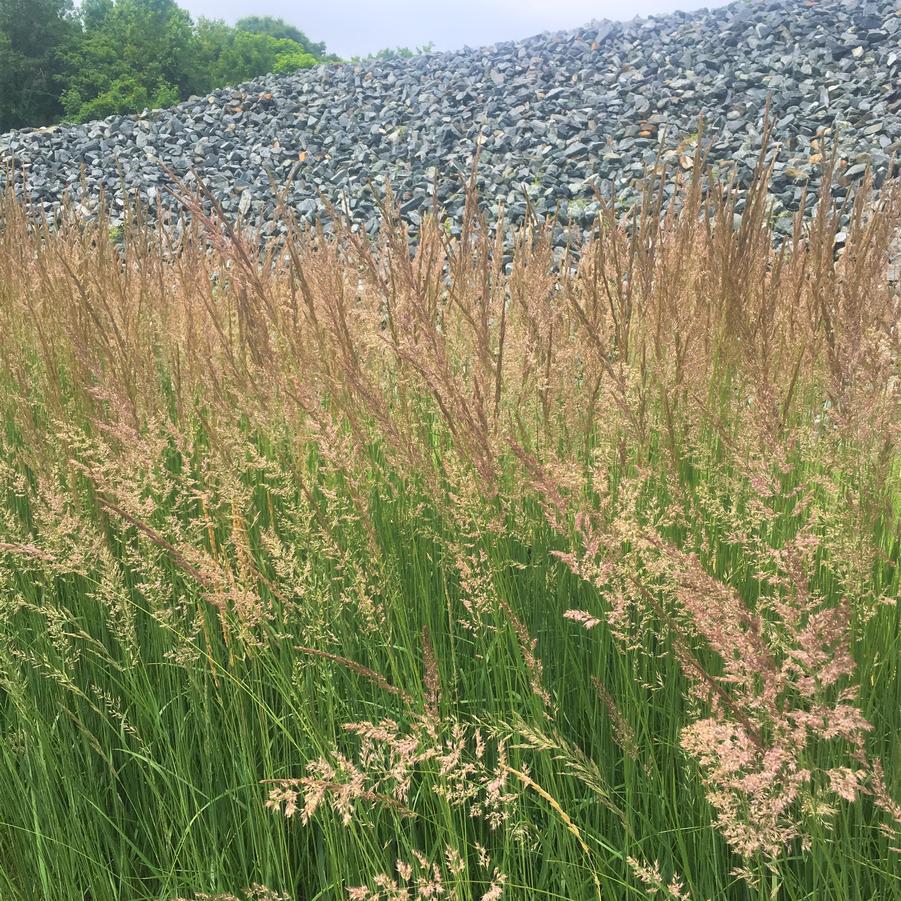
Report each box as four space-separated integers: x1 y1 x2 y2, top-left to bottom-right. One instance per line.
61 76 180 122
235 15 325 57
0 0 76 131
272 48 319 74
188 20 318 95
353 42 435 63
59 0 195 121
1 0 331 129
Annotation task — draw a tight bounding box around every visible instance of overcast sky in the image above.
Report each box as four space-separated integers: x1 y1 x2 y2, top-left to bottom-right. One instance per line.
177 1 733 59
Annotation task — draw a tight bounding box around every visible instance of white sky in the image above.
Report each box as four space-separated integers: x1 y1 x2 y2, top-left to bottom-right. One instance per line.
177 0 734 59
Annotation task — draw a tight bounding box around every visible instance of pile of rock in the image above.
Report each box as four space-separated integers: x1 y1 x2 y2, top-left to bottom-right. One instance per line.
1 0 899 258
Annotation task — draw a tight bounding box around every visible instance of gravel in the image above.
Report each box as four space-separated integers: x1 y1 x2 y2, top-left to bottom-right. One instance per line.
1 0 900 265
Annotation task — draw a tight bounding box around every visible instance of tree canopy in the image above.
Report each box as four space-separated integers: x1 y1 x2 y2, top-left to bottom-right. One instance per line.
235 16 327 57
0 0 331 131
0 0 76 130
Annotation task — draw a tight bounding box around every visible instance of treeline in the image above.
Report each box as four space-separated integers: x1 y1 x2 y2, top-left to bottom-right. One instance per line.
0 0 338 131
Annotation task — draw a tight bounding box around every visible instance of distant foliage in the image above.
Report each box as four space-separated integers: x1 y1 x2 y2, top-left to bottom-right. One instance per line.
0 0 332 130
58 0 195 122
272 50 319 75
189 21 320 94
0 0 76 130
234 15 326 58
61 76 181 122
353 42 435 63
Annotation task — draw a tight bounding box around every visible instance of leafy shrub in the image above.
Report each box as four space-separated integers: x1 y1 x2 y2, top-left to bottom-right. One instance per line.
273 49 318 74
61 75 180 121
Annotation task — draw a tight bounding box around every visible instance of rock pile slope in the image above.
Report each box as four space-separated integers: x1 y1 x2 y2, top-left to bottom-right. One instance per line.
1 0 900 243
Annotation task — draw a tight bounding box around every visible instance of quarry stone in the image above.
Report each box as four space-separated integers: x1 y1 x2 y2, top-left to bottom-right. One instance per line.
0 0 898 280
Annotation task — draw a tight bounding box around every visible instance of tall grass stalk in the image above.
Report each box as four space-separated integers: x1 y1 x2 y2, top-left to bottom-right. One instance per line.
0 160 897 900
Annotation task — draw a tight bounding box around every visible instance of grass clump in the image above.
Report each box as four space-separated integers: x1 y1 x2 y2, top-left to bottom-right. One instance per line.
0 160 898 900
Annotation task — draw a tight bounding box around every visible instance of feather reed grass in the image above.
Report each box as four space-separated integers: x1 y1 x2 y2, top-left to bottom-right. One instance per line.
0 156 897 899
